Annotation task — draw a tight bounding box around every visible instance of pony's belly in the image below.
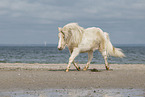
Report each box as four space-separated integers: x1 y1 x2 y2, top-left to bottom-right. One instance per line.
79 44 99 53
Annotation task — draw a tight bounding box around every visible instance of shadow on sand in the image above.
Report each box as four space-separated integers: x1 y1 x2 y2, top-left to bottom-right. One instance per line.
48 68 113 72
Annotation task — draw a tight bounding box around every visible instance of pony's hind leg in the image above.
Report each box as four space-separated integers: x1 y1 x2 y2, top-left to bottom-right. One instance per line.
83 51 93 71
101 50 109 70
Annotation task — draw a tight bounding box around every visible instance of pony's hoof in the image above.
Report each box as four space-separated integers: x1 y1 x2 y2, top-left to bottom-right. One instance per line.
106 66 110 70
66 69 69 72
83 67 87 71
77 67 81 71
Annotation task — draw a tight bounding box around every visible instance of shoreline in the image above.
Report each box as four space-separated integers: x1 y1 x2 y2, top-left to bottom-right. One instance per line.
0 63 144 70
0 63 145 92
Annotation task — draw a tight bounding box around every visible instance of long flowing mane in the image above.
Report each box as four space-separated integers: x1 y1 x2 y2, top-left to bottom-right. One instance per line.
62 23 85 47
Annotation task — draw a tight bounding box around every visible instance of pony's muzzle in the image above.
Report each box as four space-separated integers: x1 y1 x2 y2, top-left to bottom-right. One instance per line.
58 47 63 50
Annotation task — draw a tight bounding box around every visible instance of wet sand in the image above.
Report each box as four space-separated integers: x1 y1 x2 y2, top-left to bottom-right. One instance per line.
0 63 145 96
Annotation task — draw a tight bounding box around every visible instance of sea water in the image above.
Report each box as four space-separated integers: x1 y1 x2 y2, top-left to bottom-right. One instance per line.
0 45 145 64
0 88 144 97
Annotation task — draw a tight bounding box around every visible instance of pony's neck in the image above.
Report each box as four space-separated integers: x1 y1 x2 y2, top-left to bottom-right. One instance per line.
66 30 83 48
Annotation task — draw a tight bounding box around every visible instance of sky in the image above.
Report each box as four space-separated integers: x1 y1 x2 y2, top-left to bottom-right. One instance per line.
0 0 145 45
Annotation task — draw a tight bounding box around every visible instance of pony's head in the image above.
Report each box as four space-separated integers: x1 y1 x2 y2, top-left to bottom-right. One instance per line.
57 27 67 50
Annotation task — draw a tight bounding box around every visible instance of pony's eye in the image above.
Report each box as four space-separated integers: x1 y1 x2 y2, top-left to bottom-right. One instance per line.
62 35 65 38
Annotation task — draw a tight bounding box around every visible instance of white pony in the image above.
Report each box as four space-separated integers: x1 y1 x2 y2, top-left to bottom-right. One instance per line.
58 23 125 72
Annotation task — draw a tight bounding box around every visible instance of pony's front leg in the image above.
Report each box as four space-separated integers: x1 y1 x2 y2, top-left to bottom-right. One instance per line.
83 51 93 71
72 61 80 71
69 48 80 71
66 48 80 72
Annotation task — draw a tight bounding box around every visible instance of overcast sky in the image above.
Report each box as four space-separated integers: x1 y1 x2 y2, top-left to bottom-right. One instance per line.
0 0 145 45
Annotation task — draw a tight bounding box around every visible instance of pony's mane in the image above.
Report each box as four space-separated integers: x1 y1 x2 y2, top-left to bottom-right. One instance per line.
62 23 85 47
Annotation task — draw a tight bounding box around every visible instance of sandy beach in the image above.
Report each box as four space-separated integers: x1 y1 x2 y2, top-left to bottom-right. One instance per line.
0 63 145 96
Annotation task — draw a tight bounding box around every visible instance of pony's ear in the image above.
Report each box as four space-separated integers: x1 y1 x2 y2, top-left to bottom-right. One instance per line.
58 27 62 32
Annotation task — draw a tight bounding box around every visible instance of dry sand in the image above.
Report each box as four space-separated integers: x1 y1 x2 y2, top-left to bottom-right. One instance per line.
0 63 145 96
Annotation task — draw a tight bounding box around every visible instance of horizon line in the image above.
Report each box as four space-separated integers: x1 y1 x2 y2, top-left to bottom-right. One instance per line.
0 44 145 47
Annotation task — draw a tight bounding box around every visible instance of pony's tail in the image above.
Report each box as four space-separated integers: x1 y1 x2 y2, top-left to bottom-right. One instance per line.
104 32 125 58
